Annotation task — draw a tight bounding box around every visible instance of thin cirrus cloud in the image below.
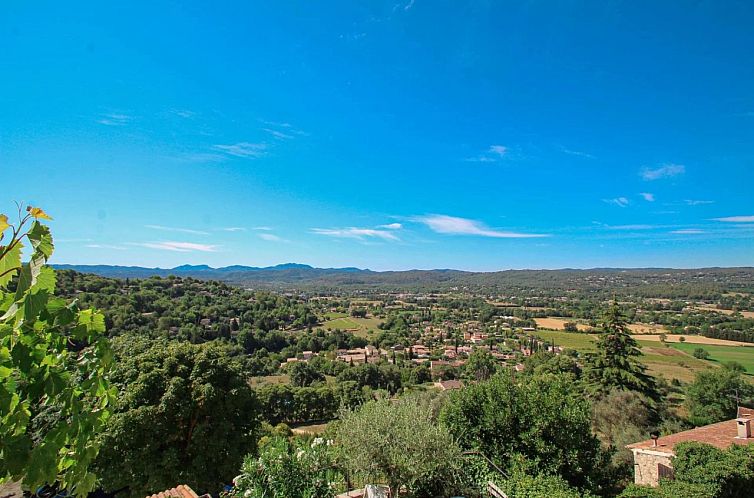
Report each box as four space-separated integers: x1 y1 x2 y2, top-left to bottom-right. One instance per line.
713 215 754 223
145 224 209 235
220 227 247 232
96 112 131 126
131 241 219 252
258 233 285 242
685 200 714 206
671 229 706 234
561 148 595 159
212 142 267 158
465 144 508 162
639 192 655 202
260 120 308 140
378 223 403 230
311 227 400 241
607 224 657 230
263 128 294 140
413 214 548 238
640 163 685 181
603 197 630 208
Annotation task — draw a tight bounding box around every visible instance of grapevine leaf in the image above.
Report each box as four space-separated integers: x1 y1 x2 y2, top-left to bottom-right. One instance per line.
36 266 56 293
0 214 9 236
78 309 106 334
27 221 54 259
0 241 22 288
28 207 53 220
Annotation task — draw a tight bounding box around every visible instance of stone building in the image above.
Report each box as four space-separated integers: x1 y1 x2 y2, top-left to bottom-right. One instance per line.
627 407 754 486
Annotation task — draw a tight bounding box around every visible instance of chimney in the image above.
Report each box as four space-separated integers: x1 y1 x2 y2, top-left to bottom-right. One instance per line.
736 418 752 439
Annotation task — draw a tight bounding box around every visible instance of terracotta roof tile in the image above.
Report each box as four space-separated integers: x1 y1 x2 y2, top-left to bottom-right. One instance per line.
627 415 754 454
146 485 199 498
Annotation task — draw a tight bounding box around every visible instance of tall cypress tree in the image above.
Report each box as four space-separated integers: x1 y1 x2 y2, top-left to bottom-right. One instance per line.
585 301 659 400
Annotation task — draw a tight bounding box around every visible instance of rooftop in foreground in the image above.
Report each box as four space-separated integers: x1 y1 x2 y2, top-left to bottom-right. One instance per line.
628 407 754 455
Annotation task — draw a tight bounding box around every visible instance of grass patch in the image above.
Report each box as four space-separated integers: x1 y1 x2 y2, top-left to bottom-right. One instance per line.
671 343 754 375
322 316 383 338
638 344 712 383
249 374 290 388
324 311 349 319
531 330 598 351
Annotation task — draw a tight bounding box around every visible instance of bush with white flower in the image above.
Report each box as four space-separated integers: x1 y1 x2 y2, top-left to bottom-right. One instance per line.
228 436 343 498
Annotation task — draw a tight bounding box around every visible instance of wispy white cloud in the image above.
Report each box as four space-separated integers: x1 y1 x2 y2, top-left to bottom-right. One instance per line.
220 227 247 232
685 199 714 206
466 145 508 162
175 152 227 163
170 109 195 118
97 113 131 126
713 215 754 223
670 229 706 234
259 120 308 138
146 224 209 235
639 192 655 202
412 214 547 238
562 148 595 159
603 197 630 208
212 142 267 158
489 145 507 157
311 227 400 241
252 226 273 231
258 233 284 242
263 128 294 140
131 241 219 252
85 244 128 250
403 0 415 10
607 224 656 230
379 223 403 230
640 163 685 181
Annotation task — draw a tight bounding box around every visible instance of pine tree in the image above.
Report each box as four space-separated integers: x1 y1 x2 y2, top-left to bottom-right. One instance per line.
585 301 659 400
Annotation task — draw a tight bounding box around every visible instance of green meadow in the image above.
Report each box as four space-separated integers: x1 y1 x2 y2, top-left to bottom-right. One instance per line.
671 342 754 375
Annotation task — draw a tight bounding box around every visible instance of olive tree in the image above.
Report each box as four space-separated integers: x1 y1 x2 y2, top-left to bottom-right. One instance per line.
335 396 465 497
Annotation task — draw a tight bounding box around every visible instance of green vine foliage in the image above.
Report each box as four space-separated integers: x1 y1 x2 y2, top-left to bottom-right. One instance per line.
0 206 115 495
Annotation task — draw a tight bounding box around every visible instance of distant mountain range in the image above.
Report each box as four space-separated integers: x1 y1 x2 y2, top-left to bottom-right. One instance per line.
52 263 754 293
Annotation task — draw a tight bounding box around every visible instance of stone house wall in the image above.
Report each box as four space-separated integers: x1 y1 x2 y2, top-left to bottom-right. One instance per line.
631 448 674 486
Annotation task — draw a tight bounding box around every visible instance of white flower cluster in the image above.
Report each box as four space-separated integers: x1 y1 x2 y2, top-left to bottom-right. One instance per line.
310 437 333 448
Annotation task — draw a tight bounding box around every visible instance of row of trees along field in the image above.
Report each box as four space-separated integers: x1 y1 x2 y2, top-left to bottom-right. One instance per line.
3 208 754 498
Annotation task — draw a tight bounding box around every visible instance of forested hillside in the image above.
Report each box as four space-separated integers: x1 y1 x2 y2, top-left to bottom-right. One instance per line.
55 264 754 296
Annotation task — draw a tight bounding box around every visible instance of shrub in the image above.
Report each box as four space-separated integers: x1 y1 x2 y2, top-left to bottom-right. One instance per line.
230 436 343 498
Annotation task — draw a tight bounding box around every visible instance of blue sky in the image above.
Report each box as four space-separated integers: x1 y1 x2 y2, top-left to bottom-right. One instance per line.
2 1 753 271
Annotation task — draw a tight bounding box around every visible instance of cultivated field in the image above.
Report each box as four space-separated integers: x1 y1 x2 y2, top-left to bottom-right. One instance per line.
532 330 598 350
638 345 713 383
635 334 753 347
691 305 754 319
535 317 591 331
671 343 754 375
535 317 667 333
532 330 732 382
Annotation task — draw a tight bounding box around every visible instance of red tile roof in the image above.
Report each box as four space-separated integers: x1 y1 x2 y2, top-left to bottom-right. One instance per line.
628 414 754 455
146 485 199 498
